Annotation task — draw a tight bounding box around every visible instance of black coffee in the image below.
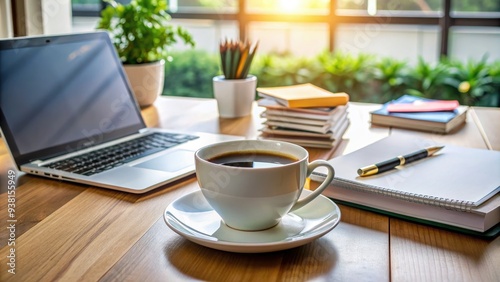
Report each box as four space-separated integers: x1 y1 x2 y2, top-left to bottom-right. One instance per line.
209 151 297 168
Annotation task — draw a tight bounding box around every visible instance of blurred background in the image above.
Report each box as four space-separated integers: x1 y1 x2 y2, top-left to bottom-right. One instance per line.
1 0 499 105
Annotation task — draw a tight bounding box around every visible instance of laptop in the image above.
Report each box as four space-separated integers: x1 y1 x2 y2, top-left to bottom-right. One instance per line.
0 31 242 193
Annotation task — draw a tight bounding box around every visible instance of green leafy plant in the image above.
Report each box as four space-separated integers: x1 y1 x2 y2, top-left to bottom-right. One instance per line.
405 57 452 99
251 53 322 87
96 0 195 64
219 39 258 79
442 57 498 106
161 49 500 107
487 61 500 106
317 51 376 101
372 57 412 102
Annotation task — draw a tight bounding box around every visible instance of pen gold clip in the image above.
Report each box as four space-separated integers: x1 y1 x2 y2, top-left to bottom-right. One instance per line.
357 146 444 177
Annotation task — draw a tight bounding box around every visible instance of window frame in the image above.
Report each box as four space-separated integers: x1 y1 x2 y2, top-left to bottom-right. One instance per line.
71 0 500 56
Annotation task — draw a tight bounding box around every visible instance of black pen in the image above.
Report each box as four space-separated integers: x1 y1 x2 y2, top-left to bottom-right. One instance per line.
357 145 444 177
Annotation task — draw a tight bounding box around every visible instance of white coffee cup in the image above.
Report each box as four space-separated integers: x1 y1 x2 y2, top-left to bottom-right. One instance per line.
195 140 335 231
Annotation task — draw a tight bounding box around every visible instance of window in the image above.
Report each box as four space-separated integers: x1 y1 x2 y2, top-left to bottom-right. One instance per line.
169 0 237 13
71 0 500 61
0 0 13 38
248 22 329 56
452 0 500 13
336 24 440 63
449 26 500 61
337 0 443 14
246 0 329 15
71 0 102 16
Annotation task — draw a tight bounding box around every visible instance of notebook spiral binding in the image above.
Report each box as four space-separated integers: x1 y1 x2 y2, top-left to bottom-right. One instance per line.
332 179 475 212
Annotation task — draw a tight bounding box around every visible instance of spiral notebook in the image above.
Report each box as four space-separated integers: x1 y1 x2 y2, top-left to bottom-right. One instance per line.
311 135 500 234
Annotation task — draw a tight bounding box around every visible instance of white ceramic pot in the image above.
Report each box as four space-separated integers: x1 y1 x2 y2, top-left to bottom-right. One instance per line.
213 75 257 118
123 60 165 107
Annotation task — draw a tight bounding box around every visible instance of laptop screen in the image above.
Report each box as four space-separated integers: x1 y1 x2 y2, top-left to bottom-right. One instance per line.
0 32 145 165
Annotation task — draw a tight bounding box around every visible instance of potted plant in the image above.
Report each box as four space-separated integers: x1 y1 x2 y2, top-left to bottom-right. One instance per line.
213 39 258 118
97 0 195 107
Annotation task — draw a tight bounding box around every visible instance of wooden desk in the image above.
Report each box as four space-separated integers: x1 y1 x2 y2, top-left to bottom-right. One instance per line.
0 96 498 281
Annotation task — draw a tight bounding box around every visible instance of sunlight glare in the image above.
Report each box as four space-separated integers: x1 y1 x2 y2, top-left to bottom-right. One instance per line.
368 0 377 15
169 0 178 12
278 0 302 14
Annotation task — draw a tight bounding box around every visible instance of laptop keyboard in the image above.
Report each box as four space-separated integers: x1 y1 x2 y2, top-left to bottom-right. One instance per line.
44 132 199 176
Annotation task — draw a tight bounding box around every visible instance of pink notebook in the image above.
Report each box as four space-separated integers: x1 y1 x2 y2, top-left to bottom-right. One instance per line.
387 100 459 112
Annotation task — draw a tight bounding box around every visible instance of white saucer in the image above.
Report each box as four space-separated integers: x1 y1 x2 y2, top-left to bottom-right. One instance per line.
163 189 341 253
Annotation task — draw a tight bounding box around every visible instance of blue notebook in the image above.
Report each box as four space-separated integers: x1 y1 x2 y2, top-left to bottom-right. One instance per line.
370 95 468 133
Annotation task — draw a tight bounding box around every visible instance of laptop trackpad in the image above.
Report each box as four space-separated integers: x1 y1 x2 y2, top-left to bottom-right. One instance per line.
133 150 194 172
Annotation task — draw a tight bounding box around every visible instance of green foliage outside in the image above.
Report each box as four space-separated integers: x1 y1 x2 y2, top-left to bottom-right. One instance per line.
163 50 220 98
163 50 500 107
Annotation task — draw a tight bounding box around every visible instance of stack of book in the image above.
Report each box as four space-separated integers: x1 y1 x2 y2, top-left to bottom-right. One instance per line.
370 95 468 133
256 83 350 149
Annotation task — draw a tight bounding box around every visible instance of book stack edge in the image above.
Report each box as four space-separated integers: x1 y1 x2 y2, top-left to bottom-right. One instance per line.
370 95 468 133
256 84 350 149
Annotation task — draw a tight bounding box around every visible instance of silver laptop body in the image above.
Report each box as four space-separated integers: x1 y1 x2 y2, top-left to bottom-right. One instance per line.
0 31 241 193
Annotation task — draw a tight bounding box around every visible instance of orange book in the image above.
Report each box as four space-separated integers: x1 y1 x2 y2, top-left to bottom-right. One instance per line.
257 83 349 108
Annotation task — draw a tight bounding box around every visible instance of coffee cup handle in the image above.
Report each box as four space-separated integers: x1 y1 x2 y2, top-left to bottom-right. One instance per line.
289 160 335 212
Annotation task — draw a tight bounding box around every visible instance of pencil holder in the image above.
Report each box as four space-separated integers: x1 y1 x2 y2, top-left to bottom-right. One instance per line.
213 75 257 118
